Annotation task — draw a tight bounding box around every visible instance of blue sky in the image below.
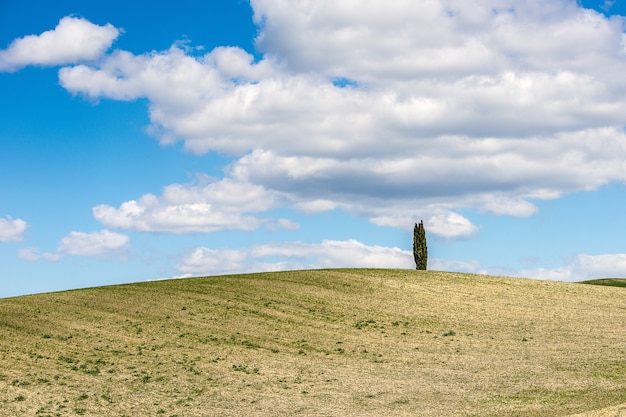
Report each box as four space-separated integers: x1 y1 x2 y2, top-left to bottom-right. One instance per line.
2 0 626 298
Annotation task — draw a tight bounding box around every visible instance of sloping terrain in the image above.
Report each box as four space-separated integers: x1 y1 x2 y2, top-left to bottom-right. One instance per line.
581 278 626 289
0 269 625 416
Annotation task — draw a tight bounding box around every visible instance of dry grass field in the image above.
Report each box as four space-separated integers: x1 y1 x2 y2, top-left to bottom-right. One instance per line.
0 269 624 416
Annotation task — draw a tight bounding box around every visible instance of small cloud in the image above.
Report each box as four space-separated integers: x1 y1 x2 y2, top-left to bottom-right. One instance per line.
18 229 129 262
479 196 538 217
601 0 615 12
266 218 300 232
17 247 62 262
0 216 28 242
368 211 480 240
58 229 130 257
176 247 247 274
426 212 479 239
0 16 120 72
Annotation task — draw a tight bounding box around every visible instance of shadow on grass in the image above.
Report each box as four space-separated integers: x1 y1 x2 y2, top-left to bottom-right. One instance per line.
579 278 626 289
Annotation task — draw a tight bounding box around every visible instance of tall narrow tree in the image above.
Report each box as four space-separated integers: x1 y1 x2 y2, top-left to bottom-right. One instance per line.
413 220 428 270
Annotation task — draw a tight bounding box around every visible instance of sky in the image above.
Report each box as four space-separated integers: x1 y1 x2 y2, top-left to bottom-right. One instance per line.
2 0 626 298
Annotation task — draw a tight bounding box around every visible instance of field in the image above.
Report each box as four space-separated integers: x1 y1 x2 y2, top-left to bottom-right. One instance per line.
581 278 626 289
0 269 625 416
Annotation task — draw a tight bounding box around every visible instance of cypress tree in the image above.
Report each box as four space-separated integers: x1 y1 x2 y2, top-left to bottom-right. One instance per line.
413 220 428 270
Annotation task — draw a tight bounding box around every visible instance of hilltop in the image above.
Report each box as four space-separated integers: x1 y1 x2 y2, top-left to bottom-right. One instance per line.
580 278 626 289
0 269 625 416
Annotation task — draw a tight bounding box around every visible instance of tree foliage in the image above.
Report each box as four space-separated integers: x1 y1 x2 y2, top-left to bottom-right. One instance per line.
413 220 428 270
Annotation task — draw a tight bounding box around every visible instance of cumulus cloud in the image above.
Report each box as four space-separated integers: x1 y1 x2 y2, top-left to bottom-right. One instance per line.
11 2 626 236
0 16 120 71
252 0 626 82
522 253 626 282
176 239 414 274
18 229 129 261
0 216 28 242
425 212 479 239
58 229 130 256
92 177 295 233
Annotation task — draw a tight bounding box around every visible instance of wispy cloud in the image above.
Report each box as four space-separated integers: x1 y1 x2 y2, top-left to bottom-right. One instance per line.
522 253 626 282
17 248 62 262
601 1 616 12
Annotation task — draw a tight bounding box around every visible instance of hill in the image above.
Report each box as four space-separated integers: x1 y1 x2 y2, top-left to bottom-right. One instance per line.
580 278 626 289
0 269 625 416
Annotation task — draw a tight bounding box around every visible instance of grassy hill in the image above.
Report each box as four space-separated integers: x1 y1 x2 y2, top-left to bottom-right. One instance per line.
0 269 625 417
580 278 626 289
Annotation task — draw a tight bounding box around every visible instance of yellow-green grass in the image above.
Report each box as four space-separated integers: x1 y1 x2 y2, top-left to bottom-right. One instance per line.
0 269 625 416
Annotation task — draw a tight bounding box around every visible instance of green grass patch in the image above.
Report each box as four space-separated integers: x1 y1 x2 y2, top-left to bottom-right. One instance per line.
579 278 626 288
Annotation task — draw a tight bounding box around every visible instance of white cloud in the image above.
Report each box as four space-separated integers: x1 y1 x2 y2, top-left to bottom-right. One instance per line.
253 239 414 269
176 247 248 275
179 246 626 282
177 239 414 275
425 212 479 239
17 247 62 262
269 218 301 231
58 229 129 256
428 258 484 274
477 195 538 217
369 211 478 239
522 253 626 282
0 216 28 242
252 0 625 81
18 229 129 262
0 16 120 71
93 177 293 233
11 3 626 236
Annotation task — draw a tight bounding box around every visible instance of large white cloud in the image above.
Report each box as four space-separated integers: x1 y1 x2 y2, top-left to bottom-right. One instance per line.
0 216 28 242
176 239 414 274
0 16 119 72
15 2 626 237
253 0 626 82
